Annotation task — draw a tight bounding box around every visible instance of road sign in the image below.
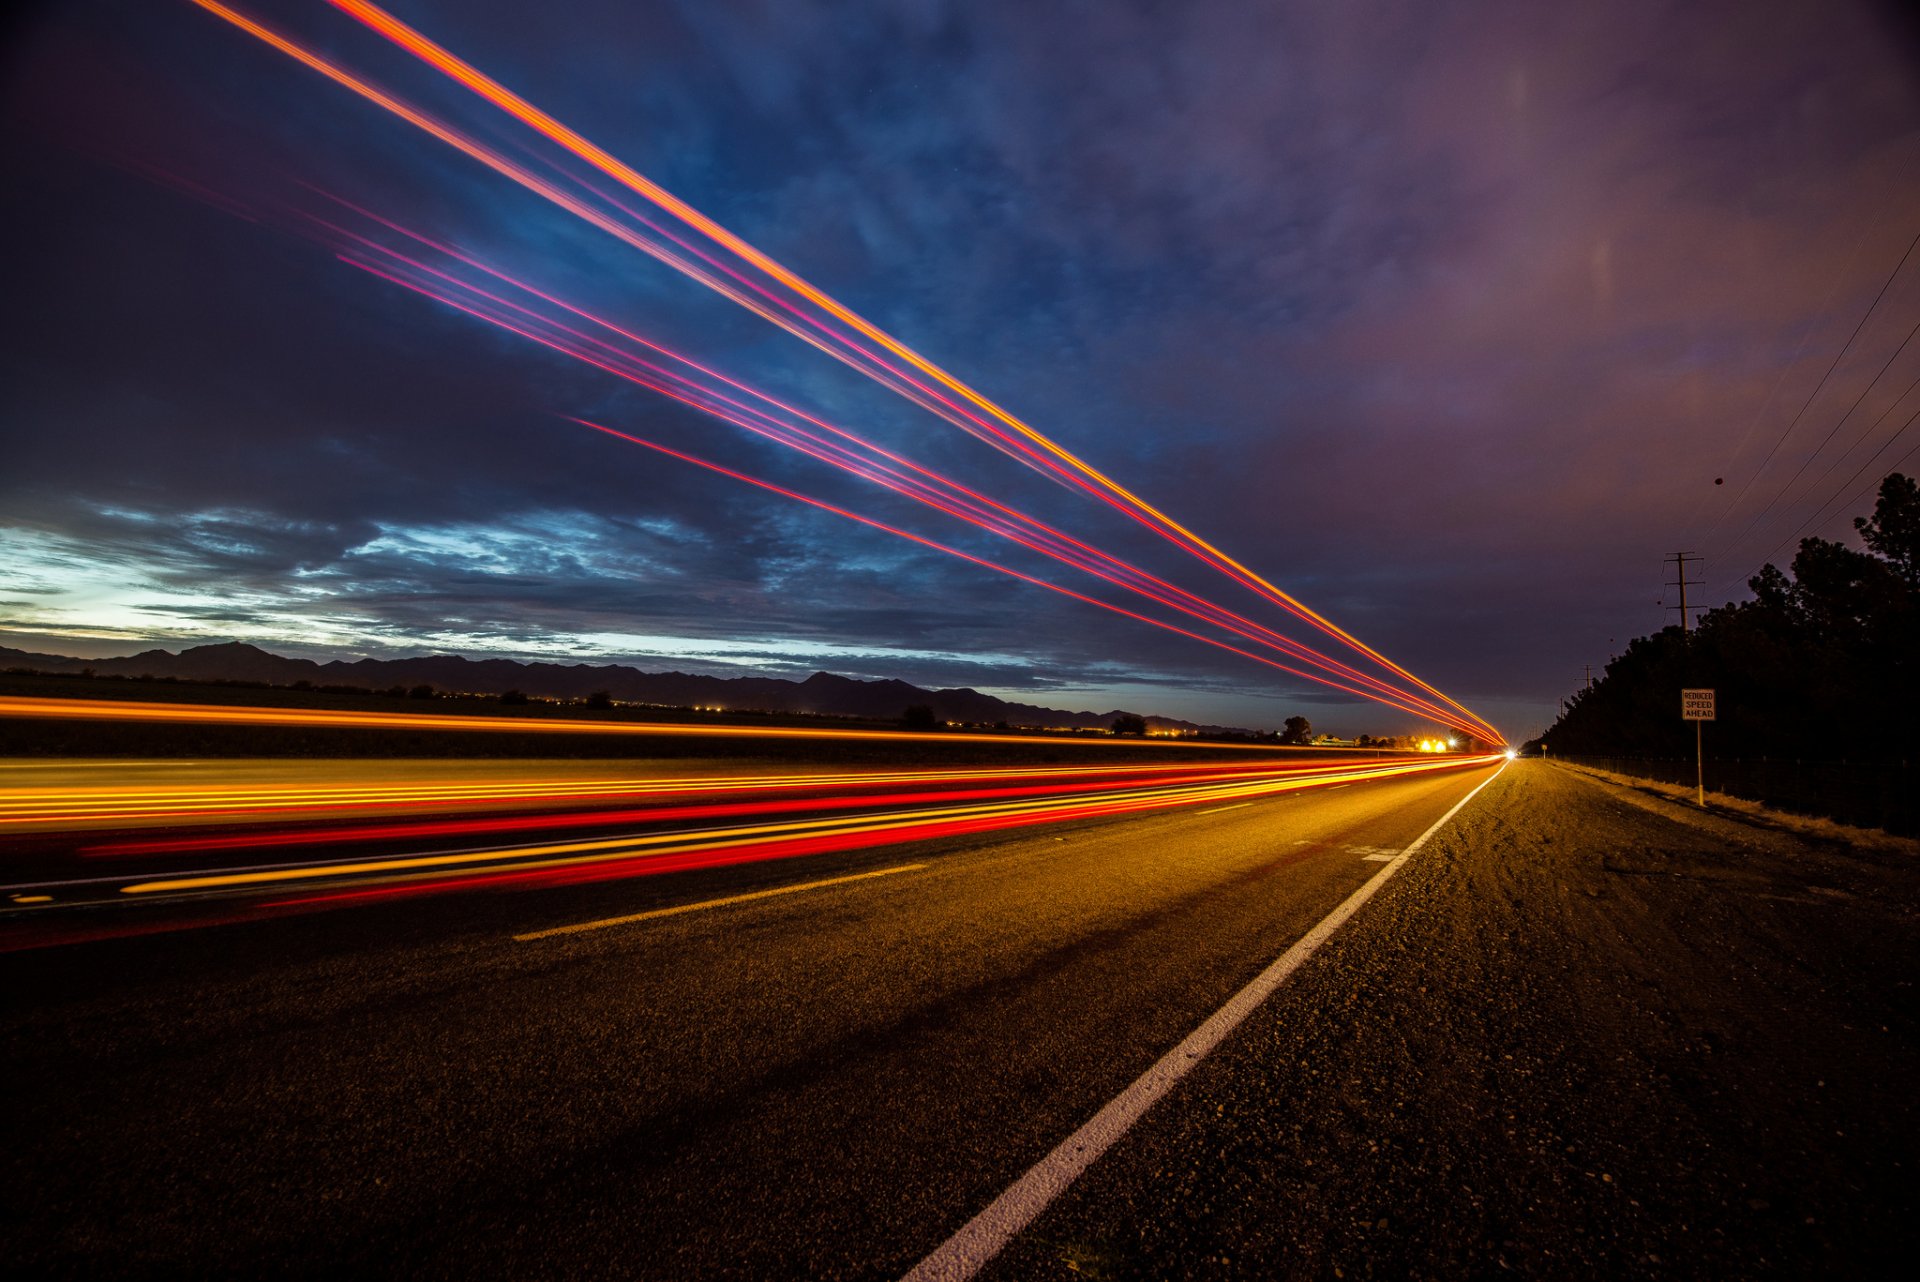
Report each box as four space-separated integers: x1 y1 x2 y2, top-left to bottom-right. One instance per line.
1682 689 1715 721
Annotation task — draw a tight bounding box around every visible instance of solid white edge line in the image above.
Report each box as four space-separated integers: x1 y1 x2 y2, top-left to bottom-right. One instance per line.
901 760 1509 1282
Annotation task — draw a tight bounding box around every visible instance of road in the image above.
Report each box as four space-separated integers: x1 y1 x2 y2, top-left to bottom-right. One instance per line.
4 758 1913 1277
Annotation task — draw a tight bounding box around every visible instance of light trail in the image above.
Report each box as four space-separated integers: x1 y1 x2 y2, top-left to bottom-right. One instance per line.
327 237 1484 733
329 0 1501 742
188 0 1504 745
2 759 1326 829
576 426 1501 732
69 763 1347 855
0 694 1316 749
2 754 1498 910
314 197 1494 736
300 205 1489 733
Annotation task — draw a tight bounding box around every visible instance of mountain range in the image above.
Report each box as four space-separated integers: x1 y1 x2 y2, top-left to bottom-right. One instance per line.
0 641 1217 733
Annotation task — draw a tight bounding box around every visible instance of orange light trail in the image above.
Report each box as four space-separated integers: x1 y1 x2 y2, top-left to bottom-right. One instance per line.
326 237 1483 732
69 764 1344 854
0 749 1501 953
3 759 1319 829
3 754 1498 906
0 694 1301 749
319 0 1501 745
575 425 1497 731
299 204 1488 733
186 0 1503 745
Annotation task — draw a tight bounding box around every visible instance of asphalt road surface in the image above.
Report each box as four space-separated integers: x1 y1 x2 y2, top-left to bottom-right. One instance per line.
4 759 1914 1278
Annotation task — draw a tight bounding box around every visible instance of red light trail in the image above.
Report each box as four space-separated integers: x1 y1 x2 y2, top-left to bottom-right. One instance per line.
308 212 1486 733
1 747 1501 946
575 425 1497 730
181 0 1503 744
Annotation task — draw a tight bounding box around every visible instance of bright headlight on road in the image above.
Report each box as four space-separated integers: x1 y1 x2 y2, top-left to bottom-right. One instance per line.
1506 748 1519 759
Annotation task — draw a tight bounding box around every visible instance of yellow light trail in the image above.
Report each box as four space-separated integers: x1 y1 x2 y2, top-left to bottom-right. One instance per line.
0 759 1302 826
0 695 1281 751
111 754 1497 898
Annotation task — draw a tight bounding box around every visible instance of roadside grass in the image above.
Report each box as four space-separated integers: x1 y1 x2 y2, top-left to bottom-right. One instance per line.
1551 760 1920 857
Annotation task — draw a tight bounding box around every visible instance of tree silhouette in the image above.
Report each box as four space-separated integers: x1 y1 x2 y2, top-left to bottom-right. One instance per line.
1110 713 1147 736
1280 715 1313 745
1541 472 1917 762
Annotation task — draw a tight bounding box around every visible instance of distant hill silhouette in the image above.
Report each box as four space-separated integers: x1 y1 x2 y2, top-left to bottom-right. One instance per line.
0 641 1215 734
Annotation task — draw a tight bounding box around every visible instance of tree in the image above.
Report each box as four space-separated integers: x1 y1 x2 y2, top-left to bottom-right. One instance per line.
1542 472 1917 763
1856 472 1920 589
1279 715 1312 745
499 689 527 705
901 704 938 730
1110 713 1147 736
585 690 613 709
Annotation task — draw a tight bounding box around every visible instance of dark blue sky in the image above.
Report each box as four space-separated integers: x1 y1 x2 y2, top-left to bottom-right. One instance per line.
3 0 1918 737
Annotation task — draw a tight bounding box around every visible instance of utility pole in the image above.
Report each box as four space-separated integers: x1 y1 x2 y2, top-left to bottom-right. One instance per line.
1665 552 1704 632
1584 663 1593 692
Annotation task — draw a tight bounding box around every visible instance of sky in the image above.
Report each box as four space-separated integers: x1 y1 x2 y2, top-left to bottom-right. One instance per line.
3 0 1919 740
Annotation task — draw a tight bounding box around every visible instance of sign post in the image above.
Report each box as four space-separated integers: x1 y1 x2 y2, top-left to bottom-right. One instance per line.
1681 688 1715 805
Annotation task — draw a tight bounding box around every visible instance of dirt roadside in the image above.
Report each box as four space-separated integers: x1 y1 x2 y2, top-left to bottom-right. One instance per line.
1008 759 1920 1279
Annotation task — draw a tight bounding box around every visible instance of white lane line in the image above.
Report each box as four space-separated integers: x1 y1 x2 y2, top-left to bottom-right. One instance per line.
1361 854 1395 862
1195 802 1253 815
513 863 926 941
902 762 1508 1282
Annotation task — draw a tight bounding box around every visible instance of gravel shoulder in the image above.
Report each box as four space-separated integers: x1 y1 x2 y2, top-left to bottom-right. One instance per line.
995 759 1920 1279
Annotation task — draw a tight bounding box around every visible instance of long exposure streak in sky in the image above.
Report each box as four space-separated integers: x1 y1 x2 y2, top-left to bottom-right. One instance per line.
184 0 1502 743
575 425 1494 731
320 0 1502 742
299 202 1489 734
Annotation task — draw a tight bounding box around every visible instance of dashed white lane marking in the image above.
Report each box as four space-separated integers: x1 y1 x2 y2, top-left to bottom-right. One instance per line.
1196 802 1253 815
902 762 1508 1282
1361 854 1395 862
513 863 926 941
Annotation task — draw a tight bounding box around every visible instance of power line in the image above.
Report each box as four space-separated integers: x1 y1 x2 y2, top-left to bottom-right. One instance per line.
1744 401 1920 575
1706 229 1920 570
1690 206 1896 551
1716 313 1920 581
1732 368 1920 570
